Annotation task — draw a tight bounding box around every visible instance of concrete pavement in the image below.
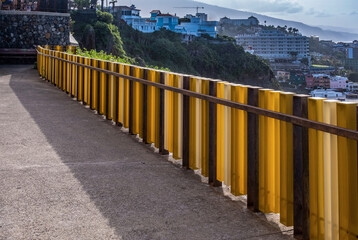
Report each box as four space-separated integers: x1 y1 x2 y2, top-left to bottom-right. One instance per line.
0 65 292 240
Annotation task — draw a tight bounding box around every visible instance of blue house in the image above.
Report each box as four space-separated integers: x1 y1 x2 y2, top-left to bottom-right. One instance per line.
155 13 179 31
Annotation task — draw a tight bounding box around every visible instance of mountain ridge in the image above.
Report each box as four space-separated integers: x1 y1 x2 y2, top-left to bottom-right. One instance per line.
121 0 358 42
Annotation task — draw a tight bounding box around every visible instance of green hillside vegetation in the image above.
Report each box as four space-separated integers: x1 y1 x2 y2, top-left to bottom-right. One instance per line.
71 10 276 88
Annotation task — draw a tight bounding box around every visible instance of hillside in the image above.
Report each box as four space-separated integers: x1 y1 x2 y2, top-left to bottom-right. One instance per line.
120 0 358 42
72 11 277 88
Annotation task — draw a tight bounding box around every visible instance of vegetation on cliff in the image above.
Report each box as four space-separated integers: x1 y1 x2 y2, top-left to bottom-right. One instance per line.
71 10 276 88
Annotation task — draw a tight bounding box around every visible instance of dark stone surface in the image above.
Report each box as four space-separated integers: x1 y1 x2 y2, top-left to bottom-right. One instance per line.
0 12 70 48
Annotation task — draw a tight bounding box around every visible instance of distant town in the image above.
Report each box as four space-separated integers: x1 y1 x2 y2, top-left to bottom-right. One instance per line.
98 3 358 100
2 0 358 100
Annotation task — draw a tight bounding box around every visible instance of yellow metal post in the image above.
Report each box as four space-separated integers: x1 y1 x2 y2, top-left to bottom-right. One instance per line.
147 69 160 147
132 67 143 137
77 56 84 101
72 55 77 97
107 62 115 120
165 73 174 153
308 97 325 240
116 64 125 125
189 77 202 169
279 92 294 226
200 78 210 177
99 60 107 115
83 57 89 104
259 89 282 213
62 52 66 91
337 102 358 240
123 65 130 128
323 100 339 240
216 82 225 182
231 84 248 196
216 82 232 185
91 59 99 110
173 74 183 160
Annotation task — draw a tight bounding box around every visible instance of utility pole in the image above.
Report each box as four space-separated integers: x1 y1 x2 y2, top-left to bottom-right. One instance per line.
109 0 117 14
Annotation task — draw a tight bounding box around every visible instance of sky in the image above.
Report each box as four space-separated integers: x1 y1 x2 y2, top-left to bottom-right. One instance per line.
197 0 358 33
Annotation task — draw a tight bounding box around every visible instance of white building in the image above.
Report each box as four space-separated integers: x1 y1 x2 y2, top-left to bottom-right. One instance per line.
113 5 159 33
347 82 358 92
330 76 348 89
236 30 310 60
310 89 343 98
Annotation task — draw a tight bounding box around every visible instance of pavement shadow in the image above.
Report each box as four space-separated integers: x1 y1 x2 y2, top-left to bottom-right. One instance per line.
7 65 290 240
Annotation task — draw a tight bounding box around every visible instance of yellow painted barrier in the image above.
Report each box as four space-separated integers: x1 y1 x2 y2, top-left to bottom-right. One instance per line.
83 57 89 105
165 73 174 153
55 46 62 87
279 92 294 226
62 52 67 91
216 82 224 182
132 67 143 137
44 45 51 80
308 97 325 240
189 77 201 169
200 78 210 177
99 60 107 115
216 82 232 185
323 100 339 240
147 69 160 147
72 55 77 97
337 102 358 240
65 53 71 93
123 64 130 128
77 56 84 101
107 62 115 120
91 59 99 110
173 74 183 160
49 50 53 83
37 47 358 240
231 84 248 196
117 64 125 124
259 89 281 213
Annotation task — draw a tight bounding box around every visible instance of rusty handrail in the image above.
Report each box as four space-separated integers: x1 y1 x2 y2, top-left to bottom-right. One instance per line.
37 50 358 141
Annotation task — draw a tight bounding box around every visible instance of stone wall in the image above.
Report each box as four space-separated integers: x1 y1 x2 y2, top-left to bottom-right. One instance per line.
0 11 70 48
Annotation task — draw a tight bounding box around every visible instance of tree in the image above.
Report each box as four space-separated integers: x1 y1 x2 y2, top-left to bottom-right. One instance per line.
97 11 113 24
74 0 90 9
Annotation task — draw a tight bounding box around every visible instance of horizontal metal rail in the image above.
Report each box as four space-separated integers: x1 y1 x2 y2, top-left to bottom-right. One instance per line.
37 50 358 141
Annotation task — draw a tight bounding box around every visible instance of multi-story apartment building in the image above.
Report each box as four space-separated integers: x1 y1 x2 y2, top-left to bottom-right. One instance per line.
236 30 309 60
346 47 358 59
306 74 331 88
219 16 259 26
330 76 348 89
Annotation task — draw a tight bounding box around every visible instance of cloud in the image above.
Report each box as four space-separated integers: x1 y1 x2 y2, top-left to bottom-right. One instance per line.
199 0 304 14
350 11 358 15
305 8 333 17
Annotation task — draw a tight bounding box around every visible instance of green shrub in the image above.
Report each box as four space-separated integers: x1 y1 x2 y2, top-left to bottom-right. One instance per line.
97 11 113 24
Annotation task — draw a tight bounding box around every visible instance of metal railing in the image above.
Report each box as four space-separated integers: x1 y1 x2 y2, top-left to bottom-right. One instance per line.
37 46 358 239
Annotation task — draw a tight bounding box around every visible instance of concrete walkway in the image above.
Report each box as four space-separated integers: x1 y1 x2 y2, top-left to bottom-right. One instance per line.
0 65 292 240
